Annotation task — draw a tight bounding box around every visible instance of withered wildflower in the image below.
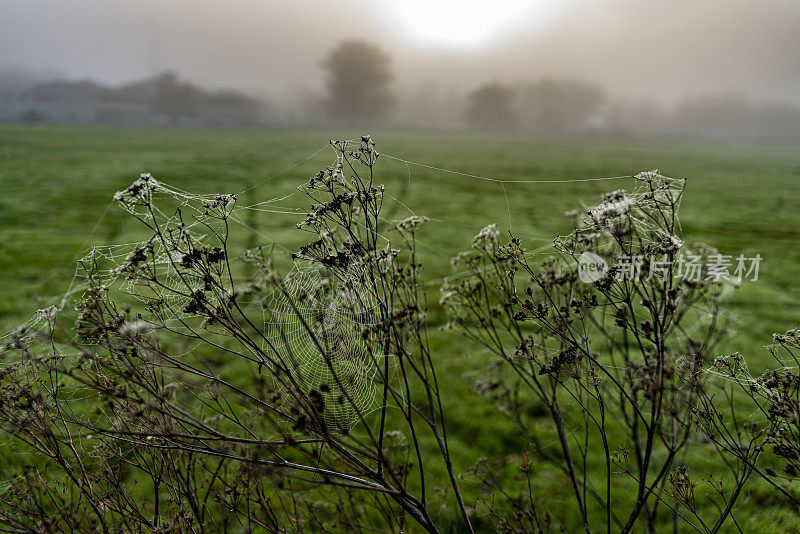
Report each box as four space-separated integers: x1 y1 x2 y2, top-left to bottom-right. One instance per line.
444 171 752 533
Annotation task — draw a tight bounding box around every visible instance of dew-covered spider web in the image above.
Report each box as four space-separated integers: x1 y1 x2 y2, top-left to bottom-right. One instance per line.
3 137 689 432
262 262 383 431
558 169 687 255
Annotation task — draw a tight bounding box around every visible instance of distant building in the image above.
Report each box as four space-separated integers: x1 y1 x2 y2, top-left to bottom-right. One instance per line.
0 72 269 126
13 80 107 123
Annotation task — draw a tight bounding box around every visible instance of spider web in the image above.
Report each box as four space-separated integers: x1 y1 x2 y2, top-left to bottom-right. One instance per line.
560 169 687 256
263 262 383 431
3 139 687 433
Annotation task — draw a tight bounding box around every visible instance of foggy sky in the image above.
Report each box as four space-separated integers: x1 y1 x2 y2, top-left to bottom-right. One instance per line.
2 0 799 106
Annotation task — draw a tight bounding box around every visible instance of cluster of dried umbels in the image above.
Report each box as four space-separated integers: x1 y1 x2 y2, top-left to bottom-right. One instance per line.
0 139 796 533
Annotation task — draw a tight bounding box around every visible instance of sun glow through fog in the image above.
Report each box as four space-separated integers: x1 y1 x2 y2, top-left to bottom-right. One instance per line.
387 0 550 48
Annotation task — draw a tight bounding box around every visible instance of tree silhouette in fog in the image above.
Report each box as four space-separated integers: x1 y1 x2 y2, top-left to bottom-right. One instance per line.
322 40 394 124
150 72 201 123
518 79 606 133
465 82 516 130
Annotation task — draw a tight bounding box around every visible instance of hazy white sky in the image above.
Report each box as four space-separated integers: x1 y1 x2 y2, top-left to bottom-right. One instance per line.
2 0 799 105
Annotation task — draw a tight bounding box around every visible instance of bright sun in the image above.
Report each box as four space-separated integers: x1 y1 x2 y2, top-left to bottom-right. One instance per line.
387 0 552 48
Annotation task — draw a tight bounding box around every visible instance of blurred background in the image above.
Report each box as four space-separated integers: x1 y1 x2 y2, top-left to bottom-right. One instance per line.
2 0 800 138
3 4 800 529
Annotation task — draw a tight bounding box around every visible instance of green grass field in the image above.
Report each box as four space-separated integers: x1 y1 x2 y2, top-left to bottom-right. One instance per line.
2 124 800 530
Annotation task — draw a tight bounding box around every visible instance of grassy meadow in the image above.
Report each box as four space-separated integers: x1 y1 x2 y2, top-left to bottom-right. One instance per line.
1 124 800 530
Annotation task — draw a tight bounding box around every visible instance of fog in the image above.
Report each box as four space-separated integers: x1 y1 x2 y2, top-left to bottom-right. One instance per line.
2 0 800 136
